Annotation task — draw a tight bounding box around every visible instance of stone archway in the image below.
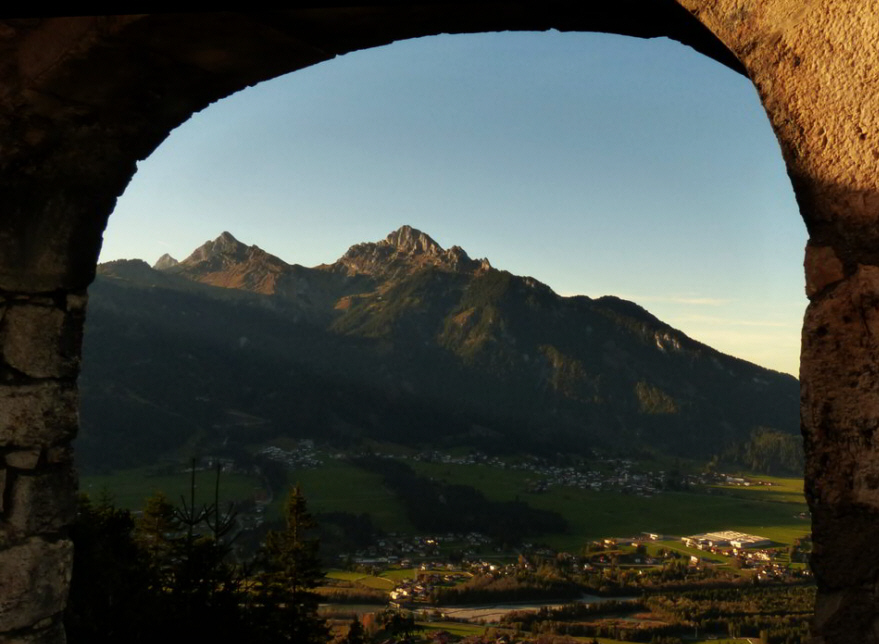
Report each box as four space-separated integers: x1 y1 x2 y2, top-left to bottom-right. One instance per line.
1 6 876 643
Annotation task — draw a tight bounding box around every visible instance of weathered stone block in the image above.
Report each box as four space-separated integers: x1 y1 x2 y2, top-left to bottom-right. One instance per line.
6 467 77 534
1 619 66 644
0 617 67 644
0 537 72 634
1 305 79 379
5 449 42 470
0 382 77 448
44 445 72 465
802 266 879 508
805 244 846 298
66 292 87 314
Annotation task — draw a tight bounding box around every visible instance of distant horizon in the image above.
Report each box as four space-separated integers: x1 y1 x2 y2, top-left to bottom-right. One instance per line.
100 31 806 376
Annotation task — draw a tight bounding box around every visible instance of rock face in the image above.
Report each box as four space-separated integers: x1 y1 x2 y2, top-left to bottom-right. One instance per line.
170 231 291 294
1 7 878 643
333 225 487 278
152 253 178 270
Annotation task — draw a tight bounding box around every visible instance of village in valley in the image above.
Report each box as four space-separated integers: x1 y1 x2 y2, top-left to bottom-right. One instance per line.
83 441 813 643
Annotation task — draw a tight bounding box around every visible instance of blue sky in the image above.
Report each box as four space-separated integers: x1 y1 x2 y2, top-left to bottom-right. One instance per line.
100 31 807 376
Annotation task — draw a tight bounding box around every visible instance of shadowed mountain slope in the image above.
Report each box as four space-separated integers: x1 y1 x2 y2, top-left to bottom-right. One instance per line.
80 227 799 472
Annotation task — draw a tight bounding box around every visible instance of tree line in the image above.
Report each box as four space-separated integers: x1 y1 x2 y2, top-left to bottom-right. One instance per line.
65 468 328 643
497 586 814 643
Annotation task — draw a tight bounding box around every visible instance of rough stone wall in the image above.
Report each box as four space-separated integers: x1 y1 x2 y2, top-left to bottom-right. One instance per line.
675 3 879 642
0 5 876 643
0 292 83 642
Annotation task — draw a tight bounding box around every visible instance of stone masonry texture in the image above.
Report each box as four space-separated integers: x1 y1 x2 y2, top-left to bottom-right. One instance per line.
1 6 877 642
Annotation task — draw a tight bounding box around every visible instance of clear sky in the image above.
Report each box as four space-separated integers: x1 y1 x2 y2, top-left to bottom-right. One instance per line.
100 31 808 377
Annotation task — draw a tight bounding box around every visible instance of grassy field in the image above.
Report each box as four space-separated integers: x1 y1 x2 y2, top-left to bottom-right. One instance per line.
417 622 756 644
707 475 806 504
85 458 809 555
380 568 418 582
418 621 486 638
408 462 809 550
411 461 529 501
285 461 414 532
542 489 808 551
325 570 395 589
325 570 367 582
80 466 262 511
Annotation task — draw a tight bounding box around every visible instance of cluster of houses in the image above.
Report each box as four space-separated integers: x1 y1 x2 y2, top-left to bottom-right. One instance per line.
411 450 508 468
523 462 665 496
344 450 791 499
250 442 786 505
674 530 813 581
363 451 679 496
389 570 471 604
256 440 322 468
352 532 494 566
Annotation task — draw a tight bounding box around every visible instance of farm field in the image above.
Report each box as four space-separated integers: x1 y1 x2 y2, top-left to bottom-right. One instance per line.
325 570 395 589
288 461 415 532
80 466 261 510
708 475 806 504
526 488 808 550
417 623 652 643
83 456 810 554
380 568 419 582
418 621 485 638
416 626 756 644
409 462 809 549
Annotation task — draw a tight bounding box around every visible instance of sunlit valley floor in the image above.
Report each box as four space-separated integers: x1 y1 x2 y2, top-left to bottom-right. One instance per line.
75 228 810 643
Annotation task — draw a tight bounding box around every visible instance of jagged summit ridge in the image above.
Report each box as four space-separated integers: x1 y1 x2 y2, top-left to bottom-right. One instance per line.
334 225 488 277
181 231 254 265
169 232 291 294
86 225 800 472
153 253 179 270
384 225 444 255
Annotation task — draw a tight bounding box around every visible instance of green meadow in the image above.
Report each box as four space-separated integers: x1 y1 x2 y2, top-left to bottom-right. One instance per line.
288 461 414 532
418 621 485 638
409 461 809 549
416 626 753 644
80 466 261 510
325 570 395 589
529 487 809 550
380 568 419 582
82 457 810 552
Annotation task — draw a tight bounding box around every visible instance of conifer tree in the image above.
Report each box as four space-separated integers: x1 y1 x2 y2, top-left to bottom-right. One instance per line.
65 493 159 643
135 490 179 567
255 484 329 643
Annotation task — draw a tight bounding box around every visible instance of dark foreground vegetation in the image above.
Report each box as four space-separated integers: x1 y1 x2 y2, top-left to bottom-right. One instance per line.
65 473 328 643
498 586 813 643
68 463 814 644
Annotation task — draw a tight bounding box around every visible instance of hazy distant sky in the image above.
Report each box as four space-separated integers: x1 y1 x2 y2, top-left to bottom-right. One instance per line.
100 31 807 377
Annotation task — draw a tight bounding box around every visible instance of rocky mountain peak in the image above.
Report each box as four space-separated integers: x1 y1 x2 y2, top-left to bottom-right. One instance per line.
333 225 484 278
384 225 443 256
183 231 250 265
172 232 291 294
153 253 179 271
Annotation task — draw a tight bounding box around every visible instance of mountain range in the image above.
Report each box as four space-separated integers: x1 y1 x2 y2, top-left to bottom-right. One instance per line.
77 226 800 473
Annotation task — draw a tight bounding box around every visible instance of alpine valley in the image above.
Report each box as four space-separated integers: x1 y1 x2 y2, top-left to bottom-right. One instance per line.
78 227 800 474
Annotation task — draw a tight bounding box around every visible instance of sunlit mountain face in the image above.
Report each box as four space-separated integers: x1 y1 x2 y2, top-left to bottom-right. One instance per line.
78 227 799 473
